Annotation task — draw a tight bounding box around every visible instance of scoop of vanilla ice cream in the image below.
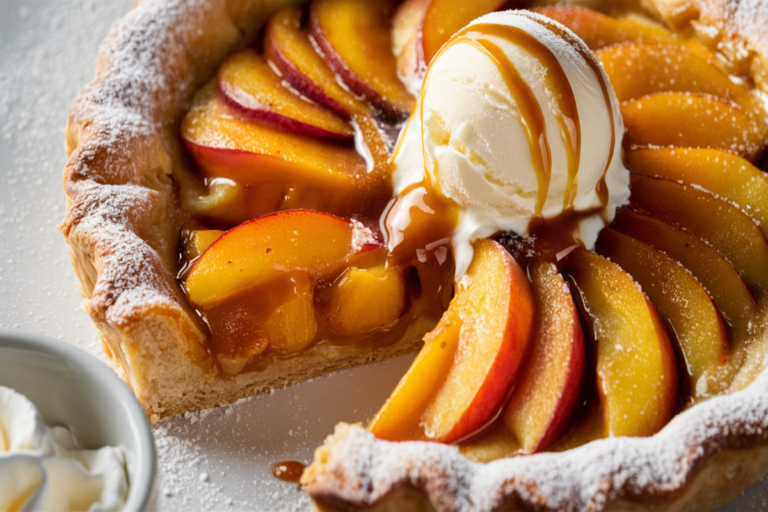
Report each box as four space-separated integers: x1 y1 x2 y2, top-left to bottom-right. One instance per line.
392 11 630 277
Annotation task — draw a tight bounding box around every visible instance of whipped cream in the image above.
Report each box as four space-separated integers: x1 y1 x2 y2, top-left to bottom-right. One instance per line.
391 11 630 277
0 386 128 512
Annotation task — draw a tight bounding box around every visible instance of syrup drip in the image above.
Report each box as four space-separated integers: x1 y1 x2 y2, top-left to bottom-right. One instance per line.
462 37 553 216
272 460 305 482
383 182 458 266
526 15 616 207
497 208 605 270
464 23 581 211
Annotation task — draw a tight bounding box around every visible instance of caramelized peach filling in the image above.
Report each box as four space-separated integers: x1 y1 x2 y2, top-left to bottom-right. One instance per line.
177 0 768 458
376 2 768 455
180 209 453 376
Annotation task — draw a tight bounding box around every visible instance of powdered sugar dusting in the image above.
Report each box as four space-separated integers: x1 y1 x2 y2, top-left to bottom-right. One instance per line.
309 356 768 511
351 220 377 251
65 181 178 323
713 0 768 67
71 0 210 133
62 0 232 323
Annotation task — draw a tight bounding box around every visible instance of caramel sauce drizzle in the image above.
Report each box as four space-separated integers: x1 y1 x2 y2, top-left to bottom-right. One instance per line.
526 15 616 207
461 23 581 213
483 25 580 208
272 460 305 482
463 37 553 216
384 182 458 265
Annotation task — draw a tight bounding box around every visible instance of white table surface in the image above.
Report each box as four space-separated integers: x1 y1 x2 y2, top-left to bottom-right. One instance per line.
0 1 766 510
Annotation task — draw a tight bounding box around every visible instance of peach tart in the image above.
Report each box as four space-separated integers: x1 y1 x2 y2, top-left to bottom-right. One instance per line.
61 0 768 510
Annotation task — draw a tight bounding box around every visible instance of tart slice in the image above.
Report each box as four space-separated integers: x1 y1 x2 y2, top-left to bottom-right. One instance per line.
60 0 434 422
61 0 768 511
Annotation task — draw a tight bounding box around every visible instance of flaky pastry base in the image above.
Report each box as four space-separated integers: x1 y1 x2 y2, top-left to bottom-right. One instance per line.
60 0 768 510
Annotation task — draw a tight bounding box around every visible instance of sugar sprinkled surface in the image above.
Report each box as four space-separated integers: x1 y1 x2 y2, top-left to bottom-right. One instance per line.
314 360 768 511
3 0 768 511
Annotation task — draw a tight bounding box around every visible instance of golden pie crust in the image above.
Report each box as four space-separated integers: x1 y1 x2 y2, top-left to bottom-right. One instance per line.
60 0 768 509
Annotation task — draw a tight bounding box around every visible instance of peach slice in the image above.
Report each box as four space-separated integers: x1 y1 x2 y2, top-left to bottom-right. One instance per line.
629 174 768 301
185 210 371 308
596 228 728 393
202 270 315 375
183 178 253 230
265 7 367 116
391 0 430 88
502 259 585 454
626 148 768 239
459 425 519 463
534 6 677 50
309 0 415 117
262 272 318 354
217 49 354 142
597 43 749 106
369 307 460 442
369 239 534 443
562 249 678 438
621 92 765 162
612 208 759 337
182 84 388 220
325 265 407 335
263 6 416 181
393 0 507 87
181 228 224 260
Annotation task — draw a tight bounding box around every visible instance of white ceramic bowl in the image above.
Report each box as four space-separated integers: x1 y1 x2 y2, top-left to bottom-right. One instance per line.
0 329 155 511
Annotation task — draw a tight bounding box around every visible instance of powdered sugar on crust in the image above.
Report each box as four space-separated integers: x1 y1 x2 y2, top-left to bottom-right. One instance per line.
645 0 768 92
73 0 208 130
61 0 226 323
307 353 768 511
65 181 178 325
59 0 239 406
